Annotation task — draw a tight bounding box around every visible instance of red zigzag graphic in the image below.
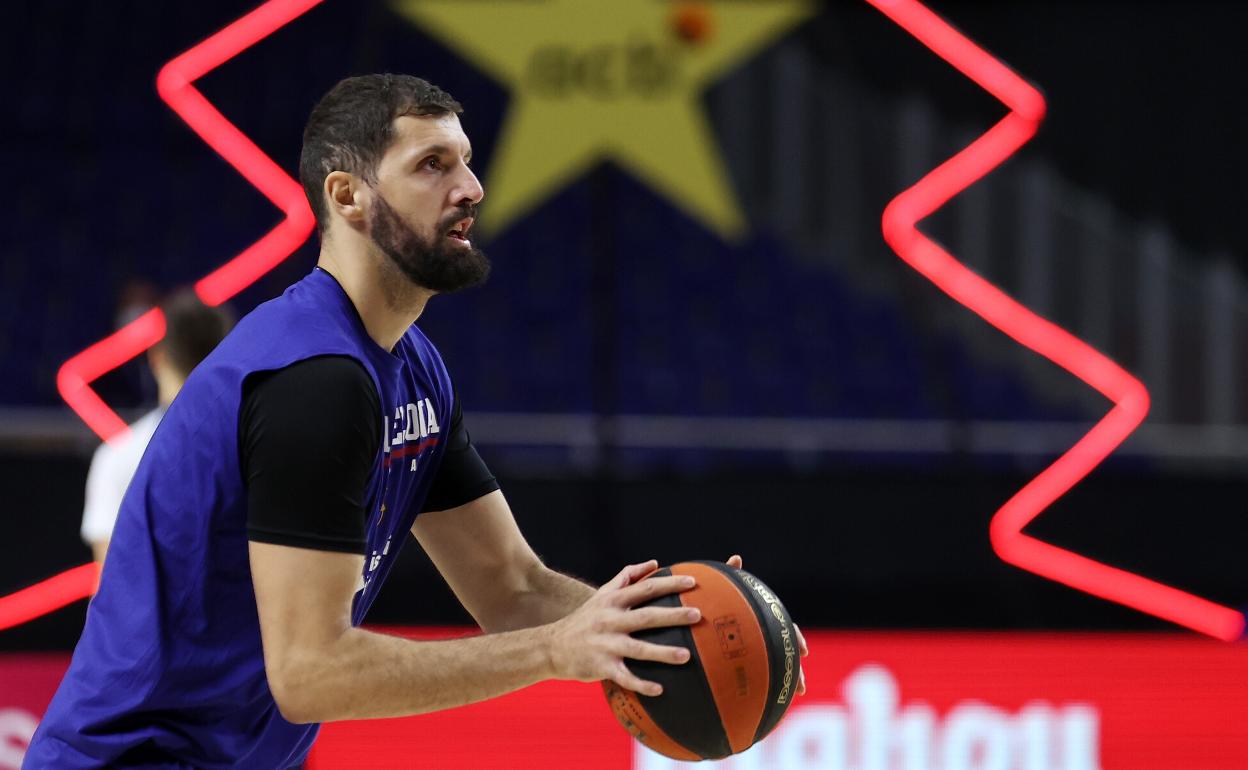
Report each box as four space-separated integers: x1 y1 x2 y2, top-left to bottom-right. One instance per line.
866 0 1244 641
0 0 322 632
57 0 321 443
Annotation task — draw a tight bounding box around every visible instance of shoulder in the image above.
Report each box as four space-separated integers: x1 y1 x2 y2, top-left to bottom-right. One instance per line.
401 324 440 355
228 293 352 352
202 281 377 379
239 357 382 480
240 358 381 448
246 355 378 406
399 325 450 377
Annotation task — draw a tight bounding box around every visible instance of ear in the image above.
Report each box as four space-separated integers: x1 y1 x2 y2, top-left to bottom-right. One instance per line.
324 171 368 231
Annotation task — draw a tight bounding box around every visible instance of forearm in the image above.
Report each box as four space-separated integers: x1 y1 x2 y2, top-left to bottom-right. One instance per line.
272 624 554 723
484 565 596 633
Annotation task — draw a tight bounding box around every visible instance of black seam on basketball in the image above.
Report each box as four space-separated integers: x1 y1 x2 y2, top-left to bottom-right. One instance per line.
689 561 796 745
624 569 732 759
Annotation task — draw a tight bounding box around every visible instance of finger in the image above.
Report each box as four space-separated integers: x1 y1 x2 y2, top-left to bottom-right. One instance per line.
798 665 807 696
622 605 701 632
726 554 743 569
622 560 660 585
614 574 695 607
795 624 810 657
611 662 663 698
610 560 659 590
617 637 692 666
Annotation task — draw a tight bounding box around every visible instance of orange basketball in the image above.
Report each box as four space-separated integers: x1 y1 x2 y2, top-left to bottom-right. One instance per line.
603 561 799 761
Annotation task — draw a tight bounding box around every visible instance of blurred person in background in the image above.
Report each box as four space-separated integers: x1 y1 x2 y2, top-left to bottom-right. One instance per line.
80 289 234 564
92 279 160 407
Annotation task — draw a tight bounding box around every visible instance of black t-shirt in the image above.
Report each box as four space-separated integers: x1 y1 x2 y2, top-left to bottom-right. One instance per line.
240 355 498 554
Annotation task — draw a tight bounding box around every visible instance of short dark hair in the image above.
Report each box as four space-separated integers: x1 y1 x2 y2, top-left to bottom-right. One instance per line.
299 74 463 233
157 290 234 378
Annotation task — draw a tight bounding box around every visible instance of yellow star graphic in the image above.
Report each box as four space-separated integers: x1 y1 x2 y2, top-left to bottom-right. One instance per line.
391 0 813 239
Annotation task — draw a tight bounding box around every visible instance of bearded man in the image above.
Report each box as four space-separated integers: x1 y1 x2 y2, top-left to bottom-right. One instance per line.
25 74 708 769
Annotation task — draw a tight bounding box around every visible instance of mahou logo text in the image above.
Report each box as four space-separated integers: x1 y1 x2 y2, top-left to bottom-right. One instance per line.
637 664 1100 770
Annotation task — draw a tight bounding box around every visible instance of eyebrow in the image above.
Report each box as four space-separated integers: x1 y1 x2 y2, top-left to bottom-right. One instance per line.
414 144 473 163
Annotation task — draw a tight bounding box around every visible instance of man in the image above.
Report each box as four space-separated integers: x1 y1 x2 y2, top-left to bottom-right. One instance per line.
80 290 234 564
27 74 790 769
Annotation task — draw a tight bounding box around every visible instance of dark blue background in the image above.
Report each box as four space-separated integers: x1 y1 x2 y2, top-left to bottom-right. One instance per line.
2 0 1245 645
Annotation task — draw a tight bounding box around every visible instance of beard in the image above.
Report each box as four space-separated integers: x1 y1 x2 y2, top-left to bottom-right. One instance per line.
368 192 491 293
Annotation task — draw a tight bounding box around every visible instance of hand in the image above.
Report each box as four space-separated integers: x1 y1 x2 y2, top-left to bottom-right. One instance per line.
726 554 809 696
546 560 700 696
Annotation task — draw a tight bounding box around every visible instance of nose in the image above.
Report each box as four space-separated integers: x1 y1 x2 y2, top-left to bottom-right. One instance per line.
453 164 484 207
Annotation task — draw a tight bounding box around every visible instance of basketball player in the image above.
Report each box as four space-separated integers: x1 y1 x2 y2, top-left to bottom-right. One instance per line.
25 74 804 769
80 290 233 565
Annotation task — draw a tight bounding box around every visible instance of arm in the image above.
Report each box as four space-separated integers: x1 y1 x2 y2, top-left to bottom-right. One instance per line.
412 490 594 633
412 396 592 631
242 360 697 723
250 544 697 723
250 541 551 722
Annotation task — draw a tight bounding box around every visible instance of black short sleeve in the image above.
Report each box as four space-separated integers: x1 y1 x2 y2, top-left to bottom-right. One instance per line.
421 395 500 513
241 356 380 554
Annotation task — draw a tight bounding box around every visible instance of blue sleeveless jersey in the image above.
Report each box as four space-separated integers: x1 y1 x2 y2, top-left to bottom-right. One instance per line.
26 269 454 769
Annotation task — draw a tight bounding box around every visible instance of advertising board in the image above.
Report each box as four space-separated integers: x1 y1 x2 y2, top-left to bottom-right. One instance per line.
3 632 1245 769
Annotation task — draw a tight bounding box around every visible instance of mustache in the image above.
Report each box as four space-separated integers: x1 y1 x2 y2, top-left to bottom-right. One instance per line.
438 204 478 231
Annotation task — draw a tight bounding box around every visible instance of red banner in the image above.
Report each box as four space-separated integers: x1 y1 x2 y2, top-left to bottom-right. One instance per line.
0 654 70 770
4 633 1247 769
310 631 1248 770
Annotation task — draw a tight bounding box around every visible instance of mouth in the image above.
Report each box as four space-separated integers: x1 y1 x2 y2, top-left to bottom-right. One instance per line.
445 216 474 247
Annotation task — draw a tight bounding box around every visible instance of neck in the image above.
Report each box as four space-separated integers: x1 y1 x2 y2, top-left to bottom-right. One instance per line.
317 238 433 352
155 373 183 409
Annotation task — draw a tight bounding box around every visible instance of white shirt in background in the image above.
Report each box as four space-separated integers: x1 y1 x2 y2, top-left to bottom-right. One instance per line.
80 408 165 546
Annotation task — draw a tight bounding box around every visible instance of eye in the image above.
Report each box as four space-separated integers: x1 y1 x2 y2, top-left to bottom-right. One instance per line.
422 156 443 172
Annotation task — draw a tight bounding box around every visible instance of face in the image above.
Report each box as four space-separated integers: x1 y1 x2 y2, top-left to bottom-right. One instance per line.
367 113 490 293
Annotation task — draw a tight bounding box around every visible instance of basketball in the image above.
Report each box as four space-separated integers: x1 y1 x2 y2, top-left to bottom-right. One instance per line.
603 561 799 761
